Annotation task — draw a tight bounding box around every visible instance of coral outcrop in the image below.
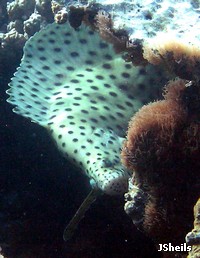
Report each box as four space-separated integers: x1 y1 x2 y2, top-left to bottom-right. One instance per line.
0 0 54 77
186 198 200 258
122 79 200 254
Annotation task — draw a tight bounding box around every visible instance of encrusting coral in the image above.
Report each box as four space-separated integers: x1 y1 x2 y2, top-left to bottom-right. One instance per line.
121 79 200 254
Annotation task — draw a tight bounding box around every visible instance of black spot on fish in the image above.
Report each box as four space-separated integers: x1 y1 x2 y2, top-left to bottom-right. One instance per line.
40 78 47 82
85 60 93 65
104 54 112 60
96 75 104 80
98 96 106 101
54 47 62 52
116 104 126 110
109 75 116 79
109 92 118 97
103 105 110 111
139 68 146 75
99 42 108 49
81 110 88 114
104 83 111 88
55 74 64 79
42 65 50 70
91 106 98 110
87 79 93 83
83 93 89 97
49 30 56 35
125 101 134 107
38 47 45 51
79 39 87 44
74 97 81 100
91 86 99 90
100 115 107 120
122 72 130 78
31 88 39 92
87 139 93 143
37 39 44 44
88 30 94 35
64 32 71 37
56 101 65 106
55 82 62 86
66 66 75 71
64 40 71 45
40 56 47 61
73 103 80 106
54 60 62 65
116 112 124 118
125 64 132 69
88 51 97 56
86 68 93 72
102 63 112 69
70 79 79 83
70 52 79 57
90 118 98 123
48 38 56 44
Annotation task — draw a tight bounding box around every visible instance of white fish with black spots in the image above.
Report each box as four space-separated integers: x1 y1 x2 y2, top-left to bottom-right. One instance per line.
7 22 163 195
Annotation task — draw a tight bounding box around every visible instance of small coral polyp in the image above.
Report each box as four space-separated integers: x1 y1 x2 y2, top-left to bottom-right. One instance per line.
122 79 200 248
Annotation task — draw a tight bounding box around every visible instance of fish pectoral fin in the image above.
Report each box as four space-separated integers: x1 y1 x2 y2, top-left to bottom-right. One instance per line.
63 188 102 241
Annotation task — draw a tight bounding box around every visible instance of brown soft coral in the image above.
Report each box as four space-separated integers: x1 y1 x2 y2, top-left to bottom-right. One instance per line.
122 79 200 251
122 79 187 183
143 39 200 80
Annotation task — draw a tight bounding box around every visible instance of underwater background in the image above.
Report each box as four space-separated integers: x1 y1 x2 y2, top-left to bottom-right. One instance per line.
0 0 200 257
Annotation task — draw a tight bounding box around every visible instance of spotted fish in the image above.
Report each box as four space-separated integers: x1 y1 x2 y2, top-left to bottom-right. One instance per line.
7 22 160 196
